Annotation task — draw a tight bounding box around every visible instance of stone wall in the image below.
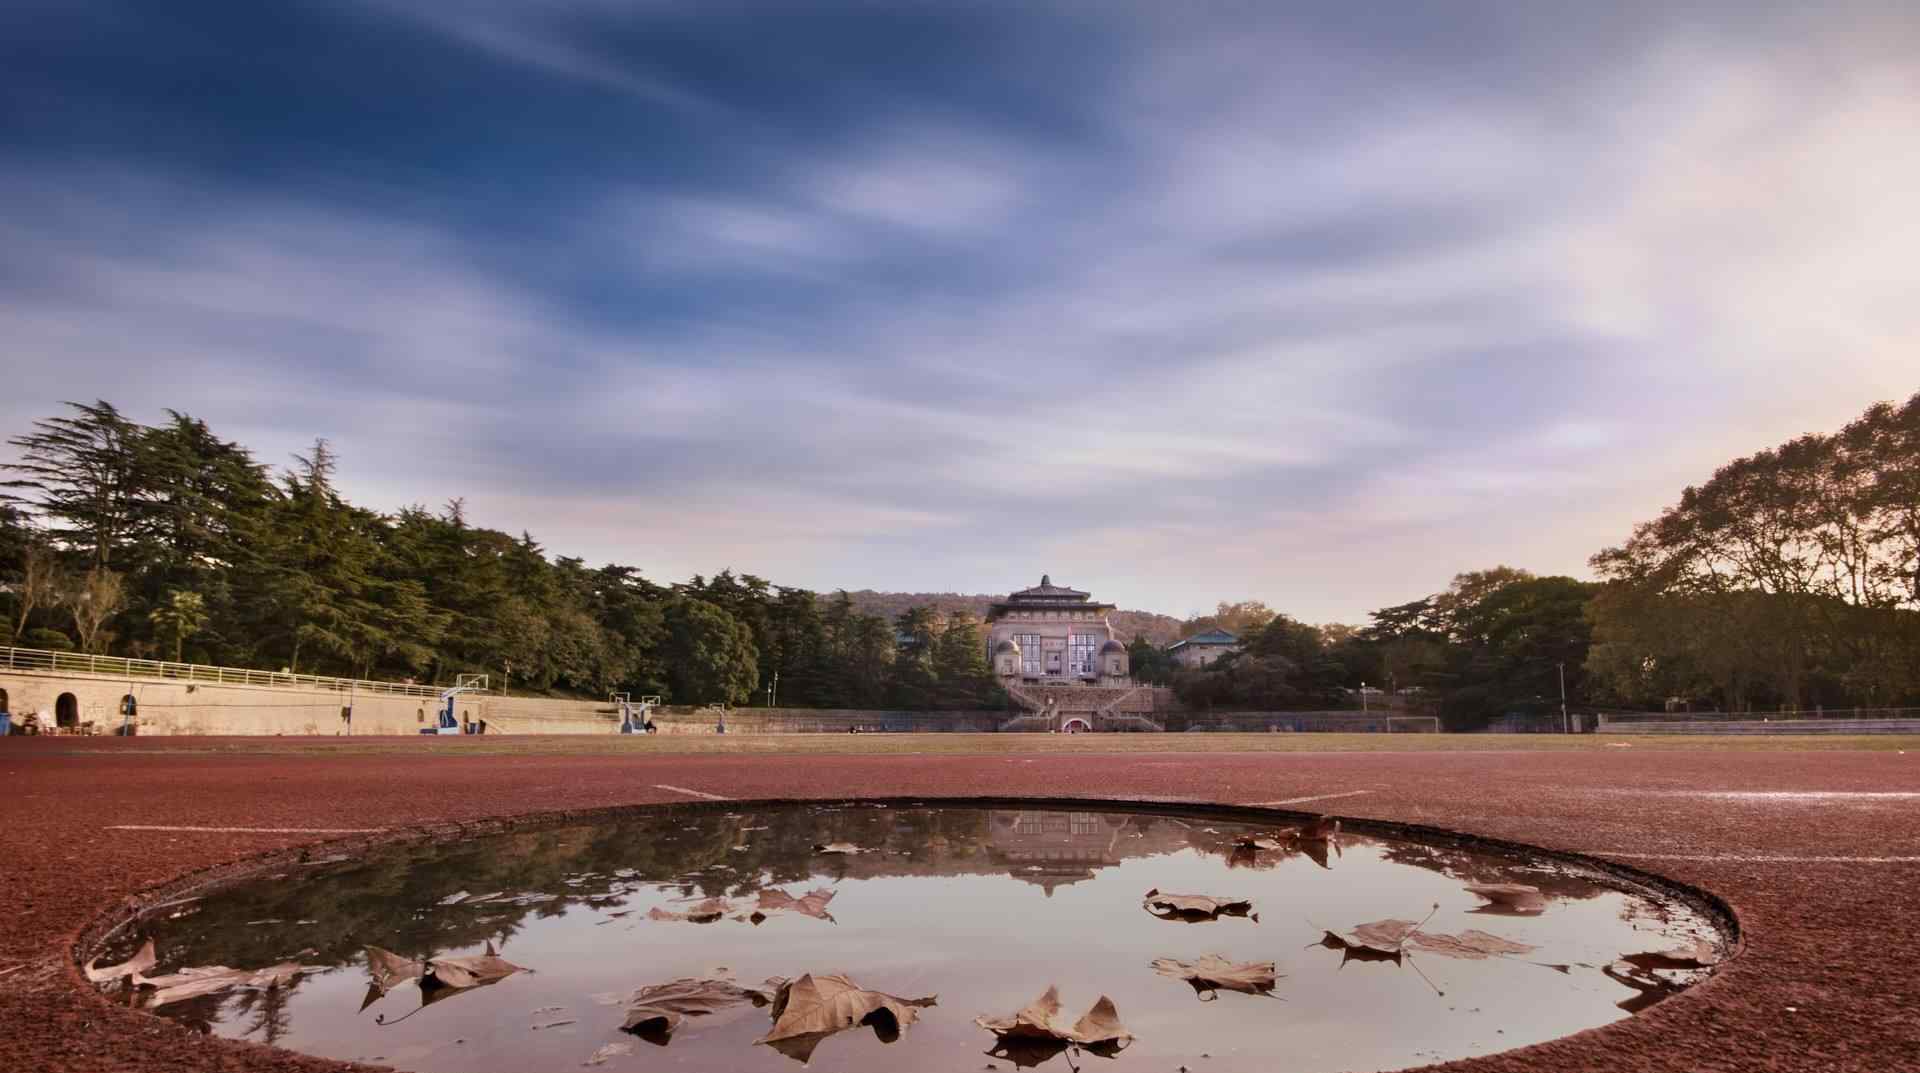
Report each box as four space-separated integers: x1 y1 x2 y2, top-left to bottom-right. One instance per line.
1165 710 1412 733
0 666 613 736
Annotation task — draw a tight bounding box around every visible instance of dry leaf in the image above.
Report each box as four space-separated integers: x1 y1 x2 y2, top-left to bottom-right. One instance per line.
1151 954 1279 999
1142 888 1256 923
757 973 937 1062
365 946 423 992
86 938 156 983
811 842 867 855
620 977 780 1044
1406 929 1538 960
1231 834 1287 852
1620 938 1720 972
136 961 323 1007
647 898 734 924
419 941 525 1004
976 985 1134 1050
1295 815 1340 841
1316 919 1416 964
747 887 837 924
1463 883 1548 914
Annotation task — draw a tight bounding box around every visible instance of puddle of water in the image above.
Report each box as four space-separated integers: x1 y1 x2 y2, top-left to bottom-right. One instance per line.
93 804 1725 1073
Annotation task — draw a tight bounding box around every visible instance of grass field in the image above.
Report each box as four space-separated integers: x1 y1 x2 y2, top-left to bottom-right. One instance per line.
41 730 1920 756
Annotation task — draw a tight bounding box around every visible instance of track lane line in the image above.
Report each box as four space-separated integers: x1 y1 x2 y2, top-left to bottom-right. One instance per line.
105 825 385 833
653 783 731 801
1248 789 1376 806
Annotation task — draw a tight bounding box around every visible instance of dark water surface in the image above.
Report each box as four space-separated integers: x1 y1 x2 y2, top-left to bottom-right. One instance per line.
98 804 1724 1072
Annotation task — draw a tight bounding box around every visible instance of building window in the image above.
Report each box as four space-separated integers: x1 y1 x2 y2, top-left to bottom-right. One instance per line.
1016 633 1041 677
1069 634 1097 676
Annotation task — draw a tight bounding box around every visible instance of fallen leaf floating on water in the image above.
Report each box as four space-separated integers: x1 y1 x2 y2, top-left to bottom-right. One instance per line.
1231 834 1288 852
1463 883 1548 914
976 985 1134 1062
365 946 423 993
811 842 868 855
1150 955 1280 999
756 972 937 1063
749 887 837 924
1142 888 1257 923
1294 815 1340 842
1317 915 1535 963
136 961 326 1007
423 941 526 994
1619 938 1721 972
86 938 157 983
619 976 782 1044
1406 929 1538 960
647 898 734 924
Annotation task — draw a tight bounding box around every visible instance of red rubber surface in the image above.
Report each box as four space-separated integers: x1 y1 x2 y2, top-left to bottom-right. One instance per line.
3 739 1917 1071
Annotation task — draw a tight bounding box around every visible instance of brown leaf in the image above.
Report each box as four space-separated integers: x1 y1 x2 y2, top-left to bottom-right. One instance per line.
647 897 734 924
1463 883 1548 914
1406 929 1538 960
756 973 936 1062
620 977 781 1044
365 945 423 992
1295 815 1340 841
136 961 324 1007
811 842 868 855
86 938 156 983
1316 920 1417 964
1620 938 1721 972
1151 954 1279 999
421 941 525 1002
747 887 837 924
1231 834 1287 852
976 985 1134 1051
1142 888 1256 923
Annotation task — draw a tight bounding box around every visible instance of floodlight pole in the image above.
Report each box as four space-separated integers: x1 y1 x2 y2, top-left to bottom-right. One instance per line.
1559 662 1569 734
1360 681 1368 713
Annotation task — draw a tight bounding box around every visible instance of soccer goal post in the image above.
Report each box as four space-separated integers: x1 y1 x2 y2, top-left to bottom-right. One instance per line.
1386 715 1440 733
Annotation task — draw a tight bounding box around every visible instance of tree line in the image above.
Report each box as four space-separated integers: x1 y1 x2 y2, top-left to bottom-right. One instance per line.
1132 392 1920 727
6 392 1915 723
0 402 1005 709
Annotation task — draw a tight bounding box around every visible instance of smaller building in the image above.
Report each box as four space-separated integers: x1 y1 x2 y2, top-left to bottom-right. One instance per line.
1166 628 1241 668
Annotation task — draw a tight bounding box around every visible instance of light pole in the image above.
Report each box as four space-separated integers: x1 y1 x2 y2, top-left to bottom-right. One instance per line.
1360 681 1368 713
1558 661 1569 734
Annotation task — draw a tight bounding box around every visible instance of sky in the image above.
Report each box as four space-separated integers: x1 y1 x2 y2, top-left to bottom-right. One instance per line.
2 1 1917 624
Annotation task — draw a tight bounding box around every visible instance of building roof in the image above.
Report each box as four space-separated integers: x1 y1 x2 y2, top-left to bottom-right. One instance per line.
1166 627 1241 652
987 574 1117 619
1099 638 1126 653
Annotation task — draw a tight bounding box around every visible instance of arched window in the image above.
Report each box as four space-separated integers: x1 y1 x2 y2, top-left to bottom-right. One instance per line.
0 687 10 713
56 692 79 728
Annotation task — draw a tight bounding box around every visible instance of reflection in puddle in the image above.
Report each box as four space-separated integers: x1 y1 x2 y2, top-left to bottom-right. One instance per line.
93 805 1726 1073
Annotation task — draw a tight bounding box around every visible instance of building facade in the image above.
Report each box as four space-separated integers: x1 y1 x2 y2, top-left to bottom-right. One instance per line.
1166 627 1241 668
986 575 1130 686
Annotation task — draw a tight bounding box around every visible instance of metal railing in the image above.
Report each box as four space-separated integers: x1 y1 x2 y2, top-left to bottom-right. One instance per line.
0 646 448 698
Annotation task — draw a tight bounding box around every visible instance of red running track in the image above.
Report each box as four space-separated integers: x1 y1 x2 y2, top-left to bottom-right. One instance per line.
2 739 1917 1072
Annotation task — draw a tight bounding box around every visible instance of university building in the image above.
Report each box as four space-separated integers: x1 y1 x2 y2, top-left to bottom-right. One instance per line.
985 575 1130 686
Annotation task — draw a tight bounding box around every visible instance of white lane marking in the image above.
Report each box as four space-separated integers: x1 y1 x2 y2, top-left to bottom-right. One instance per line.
1249 789 1376 807
653 783 731 801
1591 851 1920 864
106 833 385 840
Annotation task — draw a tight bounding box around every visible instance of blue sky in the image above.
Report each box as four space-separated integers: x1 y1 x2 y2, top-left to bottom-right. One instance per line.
3 1 1916 623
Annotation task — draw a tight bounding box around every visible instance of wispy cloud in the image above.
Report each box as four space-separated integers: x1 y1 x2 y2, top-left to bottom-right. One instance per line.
3 2 1917 620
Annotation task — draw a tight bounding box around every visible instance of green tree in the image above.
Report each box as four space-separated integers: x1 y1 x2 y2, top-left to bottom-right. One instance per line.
663 597 758 705
150 590 208 663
